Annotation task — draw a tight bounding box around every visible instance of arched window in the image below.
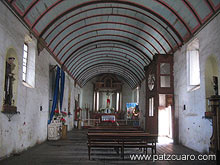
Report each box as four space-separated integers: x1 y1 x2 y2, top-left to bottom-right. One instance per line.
187 38 200 91
22 35 36 88
22 43 28 82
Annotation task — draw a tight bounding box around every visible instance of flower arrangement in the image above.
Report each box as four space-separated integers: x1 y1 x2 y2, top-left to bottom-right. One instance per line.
60 117 66 124
54 109 60 117
61 111 67 117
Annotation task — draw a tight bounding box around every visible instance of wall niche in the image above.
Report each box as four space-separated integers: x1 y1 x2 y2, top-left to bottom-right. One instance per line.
205 55 219 112
2 48 18 115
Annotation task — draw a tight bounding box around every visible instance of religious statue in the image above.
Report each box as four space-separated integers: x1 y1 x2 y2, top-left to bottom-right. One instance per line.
4 57 16 105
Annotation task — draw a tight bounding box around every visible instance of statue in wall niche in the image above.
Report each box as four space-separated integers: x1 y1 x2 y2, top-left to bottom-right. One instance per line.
4 57 16 105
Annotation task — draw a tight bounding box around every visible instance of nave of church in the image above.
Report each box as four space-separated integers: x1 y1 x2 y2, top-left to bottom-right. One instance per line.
0 0 220 164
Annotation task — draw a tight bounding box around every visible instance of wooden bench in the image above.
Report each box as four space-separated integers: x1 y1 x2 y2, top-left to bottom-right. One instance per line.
87 132 157 160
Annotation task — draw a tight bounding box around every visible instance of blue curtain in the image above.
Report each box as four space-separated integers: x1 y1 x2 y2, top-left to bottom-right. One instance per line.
48 67 60 124
60 70 65 112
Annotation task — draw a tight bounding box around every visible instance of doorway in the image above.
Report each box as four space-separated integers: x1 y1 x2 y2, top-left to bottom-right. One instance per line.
158 94 173 144
158 106 172 138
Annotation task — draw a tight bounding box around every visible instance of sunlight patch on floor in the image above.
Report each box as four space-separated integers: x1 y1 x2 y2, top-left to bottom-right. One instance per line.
158 136 173 144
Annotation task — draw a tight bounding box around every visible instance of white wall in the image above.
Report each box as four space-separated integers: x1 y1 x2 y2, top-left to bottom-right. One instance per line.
121 82 133 111
174 14 220 153
0 4 79 158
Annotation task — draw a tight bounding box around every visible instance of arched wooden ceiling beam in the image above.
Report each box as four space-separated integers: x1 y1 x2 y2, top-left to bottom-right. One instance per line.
22 0 38 17
68 50 145 72
62 39 151 67
60 34 154 64
206 0 215 12
157 0 192 34
35 0 184 43
77 65 138 87
42 6 176 50
80 68 137 86
50 21 170 55
65 44 148 68
183 0 202 25
78 66 138 87
54 28 160 61
11 0 38 17
75 62 142 85
70 54 145 79
73 58 144 82
31 0 63 28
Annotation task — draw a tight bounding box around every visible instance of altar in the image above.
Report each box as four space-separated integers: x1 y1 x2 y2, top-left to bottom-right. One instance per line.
87 74 125 126
93 74 122 112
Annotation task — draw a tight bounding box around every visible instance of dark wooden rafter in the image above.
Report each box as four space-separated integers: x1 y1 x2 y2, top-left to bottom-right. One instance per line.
79 67 136 84
59 34 154 63
78 68 138 87
37 0 184 43
68 49 145 68
70 55 145 79
183 0 202 25
73 59 144 82
42 6 176 49
77 65 138 87
157 0 192 34
75 62 142 83
31 0 63 28
61 39 151 67
69 51 145 75
65 44 148 68
50 21 170 54
22 0 39 17
53 28 161 58
206 0 215 12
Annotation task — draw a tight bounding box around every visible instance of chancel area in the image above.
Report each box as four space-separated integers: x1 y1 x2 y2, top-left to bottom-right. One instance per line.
0 0 220 164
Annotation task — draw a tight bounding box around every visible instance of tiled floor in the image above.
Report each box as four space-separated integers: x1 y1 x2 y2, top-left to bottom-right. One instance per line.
0 129 217 165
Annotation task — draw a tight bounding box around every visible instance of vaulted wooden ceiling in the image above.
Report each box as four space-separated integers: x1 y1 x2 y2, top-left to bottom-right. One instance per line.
3 0 220 88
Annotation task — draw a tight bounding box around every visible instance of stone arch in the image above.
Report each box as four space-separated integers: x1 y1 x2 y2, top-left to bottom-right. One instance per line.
205 55 219 111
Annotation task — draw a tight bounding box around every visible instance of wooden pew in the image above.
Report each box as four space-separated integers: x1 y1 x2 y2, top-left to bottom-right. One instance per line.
88 126 142 132
87 132 157 160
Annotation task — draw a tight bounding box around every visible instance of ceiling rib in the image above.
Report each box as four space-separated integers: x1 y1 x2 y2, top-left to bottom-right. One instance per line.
70 55 144 79
50 21 170 55
73 59 144 83
42 6 177 49
77 65 138 87
183 0 202 25
37 0 184 43
65 44 148 68
75 62 142 83
62 39 151 67
53 28 161 56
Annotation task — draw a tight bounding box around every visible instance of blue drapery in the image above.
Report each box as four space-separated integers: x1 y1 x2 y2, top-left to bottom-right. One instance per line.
48 67 65 124
48 67 60 124
60 70 65 112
